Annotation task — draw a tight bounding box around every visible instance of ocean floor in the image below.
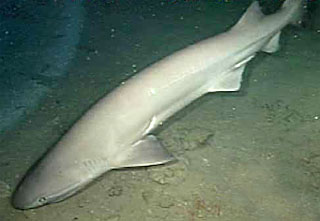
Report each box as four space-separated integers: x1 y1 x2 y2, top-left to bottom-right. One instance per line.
0 0 320 220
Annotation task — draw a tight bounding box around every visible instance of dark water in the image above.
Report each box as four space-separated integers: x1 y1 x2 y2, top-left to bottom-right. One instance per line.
0 0 319 220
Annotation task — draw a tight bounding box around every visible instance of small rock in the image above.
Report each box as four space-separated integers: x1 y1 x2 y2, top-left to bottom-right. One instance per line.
107 215 120 221
107 185 123 197
158 194 174 208
148 161 186 185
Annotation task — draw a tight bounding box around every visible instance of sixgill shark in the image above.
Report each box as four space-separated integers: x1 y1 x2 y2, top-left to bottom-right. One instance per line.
12 0 304 209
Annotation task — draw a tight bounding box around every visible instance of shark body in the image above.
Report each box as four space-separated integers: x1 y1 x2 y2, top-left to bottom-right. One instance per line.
12 0 303 209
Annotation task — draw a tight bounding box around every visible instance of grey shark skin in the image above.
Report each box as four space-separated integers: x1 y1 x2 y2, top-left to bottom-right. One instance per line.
12 0 303 209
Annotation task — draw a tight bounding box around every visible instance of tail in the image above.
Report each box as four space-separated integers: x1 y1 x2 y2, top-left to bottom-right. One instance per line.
231 0 305 54
261 0 305 53
282 0 305 25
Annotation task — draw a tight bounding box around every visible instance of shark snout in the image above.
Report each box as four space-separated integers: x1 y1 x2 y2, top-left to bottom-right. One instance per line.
12 184 37 210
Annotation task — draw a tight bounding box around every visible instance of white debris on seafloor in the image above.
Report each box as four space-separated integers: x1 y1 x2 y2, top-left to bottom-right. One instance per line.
0 180 11 199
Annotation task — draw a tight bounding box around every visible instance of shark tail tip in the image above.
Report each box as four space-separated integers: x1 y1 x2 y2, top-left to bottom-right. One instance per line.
282 0 305 26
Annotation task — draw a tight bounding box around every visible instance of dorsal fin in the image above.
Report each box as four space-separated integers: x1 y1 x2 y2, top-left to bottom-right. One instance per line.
232 1 265 31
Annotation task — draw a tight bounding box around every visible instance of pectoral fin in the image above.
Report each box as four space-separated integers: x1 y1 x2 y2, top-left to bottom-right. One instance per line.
112 135 175 168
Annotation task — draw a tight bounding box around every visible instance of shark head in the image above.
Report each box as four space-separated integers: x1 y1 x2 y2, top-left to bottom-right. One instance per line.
11 145 99 209
12 173 85 209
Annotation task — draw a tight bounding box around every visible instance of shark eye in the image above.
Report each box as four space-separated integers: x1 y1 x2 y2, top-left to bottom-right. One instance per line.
38 197 47 203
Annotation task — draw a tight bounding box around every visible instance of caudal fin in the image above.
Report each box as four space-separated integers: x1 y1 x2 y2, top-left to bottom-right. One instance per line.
282 0 305 25
262 0 305 53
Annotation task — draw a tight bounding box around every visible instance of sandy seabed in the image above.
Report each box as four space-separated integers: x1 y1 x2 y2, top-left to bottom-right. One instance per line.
0 1 320 220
